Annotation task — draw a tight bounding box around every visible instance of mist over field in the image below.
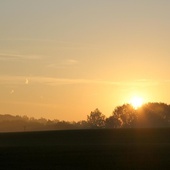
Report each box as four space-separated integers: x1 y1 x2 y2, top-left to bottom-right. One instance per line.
1 102 170 132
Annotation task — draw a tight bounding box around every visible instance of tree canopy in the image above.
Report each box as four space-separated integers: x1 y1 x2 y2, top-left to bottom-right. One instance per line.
105 102 170 128
0 102 170 132
87 108 106 128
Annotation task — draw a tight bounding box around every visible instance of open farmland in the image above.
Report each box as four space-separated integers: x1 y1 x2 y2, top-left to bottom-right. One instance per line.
0 129 170 169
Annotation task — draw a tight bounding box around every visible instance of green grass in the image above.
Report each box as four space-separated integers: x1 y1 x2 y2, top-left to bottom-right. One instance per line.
0 129 170 169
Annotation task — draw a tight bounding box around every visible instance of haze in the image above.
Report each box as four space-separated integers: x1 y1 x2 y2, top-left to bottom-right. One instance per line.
0 0 170 121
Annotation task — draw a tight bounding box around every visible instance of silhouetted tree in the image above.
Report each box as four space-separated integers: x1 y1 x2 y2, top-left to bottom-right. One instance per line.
87 109 106 128
105 116 122 128
137 102 170 127
1 102 170 132
110 104 137 128
76 120 89 129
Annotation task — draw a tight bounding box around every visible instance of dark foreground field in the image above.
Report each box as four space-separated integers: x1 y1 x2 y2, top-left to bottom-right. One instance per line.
0 129 170 169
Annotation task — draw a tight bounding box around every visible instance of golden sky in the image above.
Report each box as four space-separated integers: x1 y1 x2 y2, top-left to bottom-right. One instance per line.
0 0 170 121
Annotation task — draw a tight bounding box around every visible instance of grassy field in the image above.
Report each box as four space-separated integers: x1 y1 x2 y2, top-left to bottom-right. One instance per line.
0 129 170 169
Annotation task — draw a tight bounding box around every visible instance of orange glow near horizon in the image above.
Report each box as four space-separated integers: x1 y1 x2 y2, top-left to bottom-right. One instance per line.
0 1 170 121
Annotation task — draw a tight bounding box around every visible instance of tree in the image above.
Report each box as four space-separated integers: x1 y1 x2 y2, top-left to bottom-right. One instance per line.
105 116 122 128
87 109 106 128
111 104 137 128
137 102 170 128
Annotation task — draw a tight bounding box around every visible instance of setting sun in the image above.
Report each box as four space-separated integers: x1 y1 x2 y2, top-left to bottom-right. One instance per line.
130 96 144 109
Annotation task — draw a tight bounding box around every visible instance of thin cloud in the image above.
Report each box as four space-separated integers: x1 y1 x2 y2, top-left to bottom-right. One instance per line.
65 59 78 65
118 79 160 87
0 53 42 61
0 39 99 51
46 63 66 69
46 59 79 69
0 76 24 85
0 75 161 87
0 75 116 85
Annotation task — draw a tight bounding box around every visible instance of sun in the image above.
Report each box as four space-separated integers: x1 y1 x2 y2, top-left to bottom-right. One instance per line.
130 96 144 109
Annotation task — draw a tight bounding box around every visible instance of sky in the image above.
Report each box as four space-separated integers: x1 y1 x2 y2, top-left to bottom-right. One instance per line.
0 0 170 121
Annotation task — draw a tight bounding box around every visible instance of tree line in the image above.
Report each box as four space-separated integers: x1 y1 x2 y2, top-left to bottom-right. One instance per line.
0 102 170 132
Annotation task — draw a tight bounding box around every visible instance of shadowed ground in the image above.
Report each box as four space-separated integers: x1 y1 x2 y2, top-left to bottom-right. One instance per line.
0 129 170 169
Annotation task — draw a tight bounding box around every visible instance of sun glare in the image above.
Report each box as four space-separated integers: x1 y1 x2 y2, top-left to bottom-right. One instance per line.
130 96 144 109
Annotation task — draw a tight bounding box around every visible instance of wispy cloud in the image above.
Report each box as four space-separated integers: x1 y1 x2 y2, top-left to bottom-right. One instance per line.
0 75 160 87
121 79 160 87
65 59 78 65
0 53 42 61
0 76 25 85
0 39 99 50
46 59 79 69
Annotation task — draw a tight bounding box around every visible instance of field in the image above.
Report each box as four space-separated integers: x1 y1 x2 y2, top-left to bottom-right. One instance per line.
0 129 170 169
